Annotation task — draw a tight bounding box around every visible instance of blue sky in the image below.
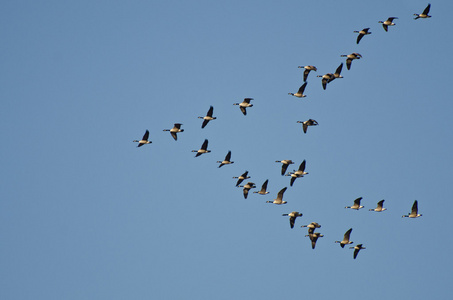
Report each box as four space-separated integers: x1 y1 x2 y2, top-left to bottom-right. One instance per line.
1 0 452 299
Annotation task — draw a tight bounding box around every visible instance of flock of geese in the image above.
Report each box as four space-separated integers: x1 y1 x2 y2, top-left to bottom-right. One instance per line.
133 4 430 260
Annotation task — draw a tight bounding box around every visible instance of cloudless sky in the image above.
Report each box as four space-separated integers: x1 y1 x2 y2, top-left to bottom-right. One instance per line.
1 1 452 299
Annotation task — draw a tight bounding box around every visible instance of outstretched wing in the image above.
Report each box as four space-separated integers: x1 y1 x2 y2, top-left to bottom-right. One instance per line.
207 106 214 117
298 160 306 172
142 130 149 140
201 119 209 128
298 82 307 94
423 3 431 15
201 139 209 150
240 106 247 115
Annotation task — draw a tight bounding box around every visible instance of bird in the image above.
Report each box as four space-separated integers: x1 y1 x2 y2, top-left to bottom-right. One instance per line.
275 160 294 176
301 222 322 231
163 123 184 141
341 53 362 70
350 244 366 259
297 119 318 134
233 98 254 115
335 228 353 248
330 63 344 81
298 65 317 82
353 28 371 44
198 106 216 129
192 139 211 157
402 200 422 218
266 187 288 205
369 200 387 212
233 171 250 187
379 17 398 32
217 151 234 168
239 182 256 199
345 197 364 210
282 211 302 228
133 130 152 147
285 160 308 186
317 73 335 90
305 232 324 249
253 179 270 195
414 3 431 20
288 82 307 98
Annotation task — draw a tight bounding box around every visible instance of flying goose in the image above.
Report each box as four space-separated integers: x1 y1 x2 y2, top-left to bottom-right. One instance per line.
402 200 422 218
305 232 324 249
414 4 431 20
369 200 387 212
285 160 308 186
163 123 184 141
288 82 307 98
350 244 366 259
133 130 152 147
345 197 364 210
301 222 322 231
282 211 303 228
217 151 234 168
297 119 318 134
198 106 216 129
379 17 398 32
233 98 254 115
192 139 211 157
317 73 335 90
298 65 317 82
253 179 270 195
353 28 371 44
341 53 362 70
239 182 256 199
275 160 294 176
266 187 288 205
233 171 250 187
335 228 353 248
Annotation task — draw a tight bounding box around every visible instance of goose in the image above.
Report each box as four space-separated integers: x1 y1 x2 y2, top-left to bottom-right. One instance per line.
233 171 250 187
330 63 344 81
198 106 216 129
288 82 307 98
335 228 353 248
305 232 324 249
317 73 335 90
275 160 294 176
163 123 184 141
402 200 422 218
217 151 234 168
298 65 317 82
285 160 308 186
353 28 371 44
297 119 318 134
345 197 364 210
350 244 366 259
233 98 254 116
253 179 270 195
379 17 398 32
301 222 322 231
341 53 362 70
192 139 211 157
414 3 431 20
239 182 256 199
369 199 387 212
302 222 322 240
282 211 303 228
133 130 152 147
266 187 288 205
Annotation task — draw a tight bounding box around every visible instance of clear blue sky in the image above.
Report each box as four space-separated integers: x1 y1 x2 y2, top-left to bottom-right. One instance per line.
1 1 452 299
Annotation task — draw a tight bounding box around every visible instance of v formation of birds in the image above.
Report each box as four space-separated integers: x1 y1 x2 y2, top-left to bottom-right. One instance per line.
133 4 430 260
